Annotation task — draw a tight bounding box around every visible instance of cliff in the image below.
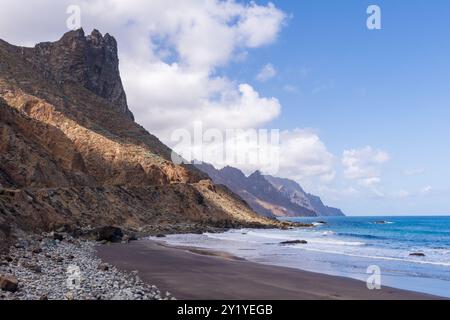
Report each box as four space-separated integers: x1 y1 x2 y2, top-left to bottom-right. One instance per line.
0 29 281 250
195 163 345 218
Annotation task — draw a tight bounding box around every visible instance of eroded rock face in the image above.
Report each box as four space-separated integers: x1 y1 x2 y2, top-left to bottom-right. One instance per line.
0 30 282 249
19 29 133 120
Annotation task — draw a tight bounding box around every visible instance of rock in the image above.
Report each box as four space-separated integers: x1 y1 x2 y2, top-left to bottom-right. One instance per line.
23 263 42 273
56 226 66 233
14 240 28 249
31 247 42 254
155 234 166 238
95 226 123 243
65 291 74 300
123 234 138 242
410 252 426 257
98 263 109 271
51 232 64 241
280 240 308 245
0 275 18 292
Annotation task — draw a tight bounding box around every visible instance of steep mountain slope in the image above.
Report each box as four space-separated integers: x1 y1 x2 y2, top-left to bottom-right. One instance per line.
195 163 345 218
265 176 345 217
195 163 327 217
197 164 282 217
0 29 281 250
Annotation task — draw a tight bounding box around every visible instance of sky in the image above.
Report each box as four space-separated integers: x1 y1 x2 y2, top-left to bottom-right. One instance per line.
0 0 449 215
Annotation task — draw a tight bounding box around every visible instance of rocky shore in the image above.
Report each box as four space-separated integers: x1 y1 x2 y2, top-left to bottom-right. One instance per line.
0 231 174 300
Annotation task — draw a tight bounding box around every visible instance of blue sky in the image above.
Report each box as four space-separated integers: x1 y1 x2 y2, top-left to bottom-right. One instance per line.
220 0 450 215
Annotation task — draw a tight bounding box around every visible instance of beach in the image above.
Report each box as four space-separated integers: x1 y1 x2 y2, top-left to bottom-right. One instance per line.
96 240 438 300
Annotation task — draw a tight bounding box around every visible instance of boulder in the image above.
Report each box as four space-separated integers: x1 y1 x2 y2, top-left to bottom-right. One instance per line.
65 291 74 300
50 232 64 241
410 252 426 257
95 226 123 243
122 233 138 243
14 240 28 249
0 275 18 292
23 262 42 273
280 240 308 245
31 246 43 254
98 263 110 271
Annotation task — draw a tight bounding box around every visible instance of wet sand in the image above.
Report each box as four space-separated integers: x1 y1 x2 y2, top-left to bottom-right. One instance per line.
96 240 440 300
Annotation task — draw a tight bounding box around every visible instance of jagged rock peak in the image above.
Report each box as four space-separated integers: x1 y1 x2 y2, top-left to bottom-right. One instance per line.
24 28 134 120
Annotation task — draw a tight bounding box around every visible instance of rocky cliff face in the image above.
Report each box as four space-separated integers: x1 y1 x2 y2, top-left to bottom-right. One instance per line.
265 176 345 217
0 30 280 250
195 163 345 218
18 29 133 120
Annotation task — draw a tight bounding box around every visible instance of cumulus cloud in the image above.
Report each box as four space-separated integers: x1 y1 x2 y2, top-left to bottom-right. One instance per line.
277 129 335 182
256 63 277 82
342 146 390 187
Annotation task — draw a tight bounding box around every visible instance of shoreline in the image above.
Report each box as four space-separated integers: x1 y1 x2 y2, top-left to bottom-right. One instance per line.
96 239 442 300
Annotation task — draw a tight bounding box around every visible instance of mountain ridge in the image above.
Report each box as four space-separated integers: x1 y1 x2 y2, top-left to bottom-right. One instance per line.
195 163 345 218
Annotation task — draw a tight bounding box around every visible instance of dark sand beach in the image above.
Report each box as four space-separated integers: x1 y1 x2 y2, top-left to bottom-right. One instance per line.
96 240 439 300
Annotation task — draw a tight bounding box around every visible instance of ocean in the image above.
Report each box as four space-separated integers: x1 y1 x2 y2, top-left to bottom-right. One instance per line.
156 216 450 298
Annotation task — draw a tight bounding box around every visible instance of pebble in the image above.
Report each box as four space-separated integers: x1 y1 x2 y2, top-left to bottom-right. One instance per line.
0 235 172 300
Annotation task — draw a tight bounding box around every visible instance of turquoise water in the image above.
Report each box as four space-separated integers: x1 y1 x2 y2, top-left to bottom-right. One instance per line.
156 216 450 298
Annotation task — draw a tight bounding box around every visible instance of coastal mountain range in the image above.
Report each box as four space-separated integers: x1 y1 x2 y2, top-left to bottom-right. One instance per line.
195 163 345 218
0 29 285 250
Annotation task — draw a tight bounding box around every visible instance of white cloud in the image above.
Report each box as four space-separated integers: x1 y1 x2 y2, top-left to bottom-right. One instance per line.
256 63 277 82
277 129 335 182
342 146 390 187
283 84 299 93
0 0 286 140
175 127 335 185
